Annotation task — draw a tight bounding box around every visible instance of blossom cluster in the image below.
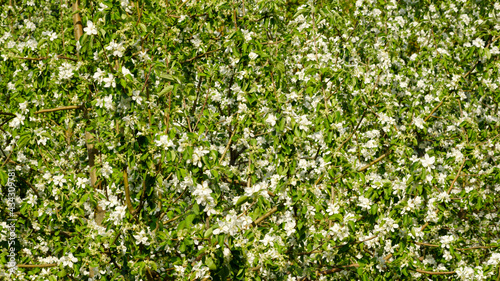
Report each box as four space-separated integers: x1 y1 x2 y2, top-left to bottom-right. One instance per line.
0 0 499 280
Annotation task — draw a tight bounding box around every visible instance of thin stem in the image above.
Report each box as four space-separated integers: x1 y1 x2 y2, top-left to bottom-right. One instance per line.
34 106 82 114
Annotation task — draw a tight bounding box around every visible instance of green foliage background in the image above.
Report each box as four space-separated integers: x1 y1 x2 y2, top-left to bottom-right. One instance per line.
1 0 500 280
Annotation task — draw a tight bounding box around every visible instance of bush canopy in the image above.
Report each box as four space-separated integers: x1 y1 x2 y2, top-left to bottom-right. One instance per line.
1 0 500 280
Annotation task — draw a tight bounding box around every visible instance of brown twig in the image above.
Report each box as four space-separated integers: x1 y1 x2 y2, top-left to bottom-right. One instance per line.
425 99 444 122
34 106 82 114
420 222 429 231
17 264 57 268
413 241 439 247
182 48 221 63
164 87 173 135
139 64 153 95
166 0 191 17
19 177 40 197
358 148 392 172
318 264 359 275
16 55 77 61
123 168 134 214
219 127 238 164
2 142 16 167
0 111 15 116
457 245 499 251
337 111 367 152
134 179 148 217
163 214 182 224
414 269 455 275
251 206 278 227
447 157 466 195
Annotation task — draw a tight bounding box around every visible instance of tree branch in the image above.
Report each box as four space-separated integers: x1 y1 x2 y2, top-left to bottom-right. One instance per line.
123 167 134 214
336 111 367 152
425 99 444 122
252 206 278 227
17 264 57 268
415 269 455 275
34 106 82 114
318 264 359 275
447 157 466 195
358 148 392 172
16 55 77 61
182 48 221 64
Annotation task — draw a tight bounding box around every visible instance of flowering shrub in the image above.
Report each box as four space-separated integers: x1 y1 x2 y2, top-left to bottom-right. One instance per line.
1 0 500 280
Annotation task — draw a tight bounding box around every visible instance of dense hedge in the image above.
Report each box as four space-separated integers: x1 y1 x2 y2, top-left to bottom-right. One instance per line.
1 0 500 280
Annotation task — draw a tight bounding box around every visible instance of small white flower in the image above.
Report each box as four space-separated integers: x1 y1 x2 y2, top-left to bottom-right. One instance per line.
121 66 133 78
98 2 109 11
155 134 173 149
358 196 372 211
472 37 485 48
486 253 500 265
93 68 105 84
96 95 115 111
413 116 424 129
84 21 98 36
133 230 150 245
105 40 125 57
19 101 28 114
101 161 113 178
248 52 258 60
53 175 67 187
297 115 312 131
440 235 454 248
421 154 435 168
326 203 339 216
191 35 202 48
61 252 78 268
103 73 116 88
58 62 74 80
132 90 142 105
266 114 277 126
193 181 213 206
46 31 58 41
192 147 209 167
9 114 25 129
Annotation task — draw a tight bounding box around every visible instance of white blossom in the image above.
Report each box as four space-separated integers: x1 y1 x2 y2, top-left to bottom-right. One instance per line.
133 230 150 245
421 154 435 168
84 20 98 36
249 52 259 60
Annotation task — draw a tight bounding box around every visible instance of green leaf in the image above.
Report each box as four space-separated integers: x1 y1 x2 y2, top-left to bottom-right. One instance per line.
139 23 147 34
159 84 174 96
205 257 217 270
236 196 250 207
204 227 214 238
185 213 196 226
158 72 182 84
0 168 7 186
18 132 31 148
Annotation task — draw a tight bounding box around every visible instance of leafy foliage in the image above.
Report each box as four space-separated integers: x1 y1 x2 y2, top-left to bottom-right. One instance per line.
1 0 500 280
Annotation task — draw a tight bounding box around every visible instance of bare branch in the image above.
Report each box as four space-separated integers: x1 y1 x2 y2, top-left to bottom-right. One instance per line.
358 148 392 172
425 100 444 122
447 157 466 195
252 206 278 227
34 106 82 114
17 264 57 268
415 269 456 275
337 111 367 152
123 168 134 214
